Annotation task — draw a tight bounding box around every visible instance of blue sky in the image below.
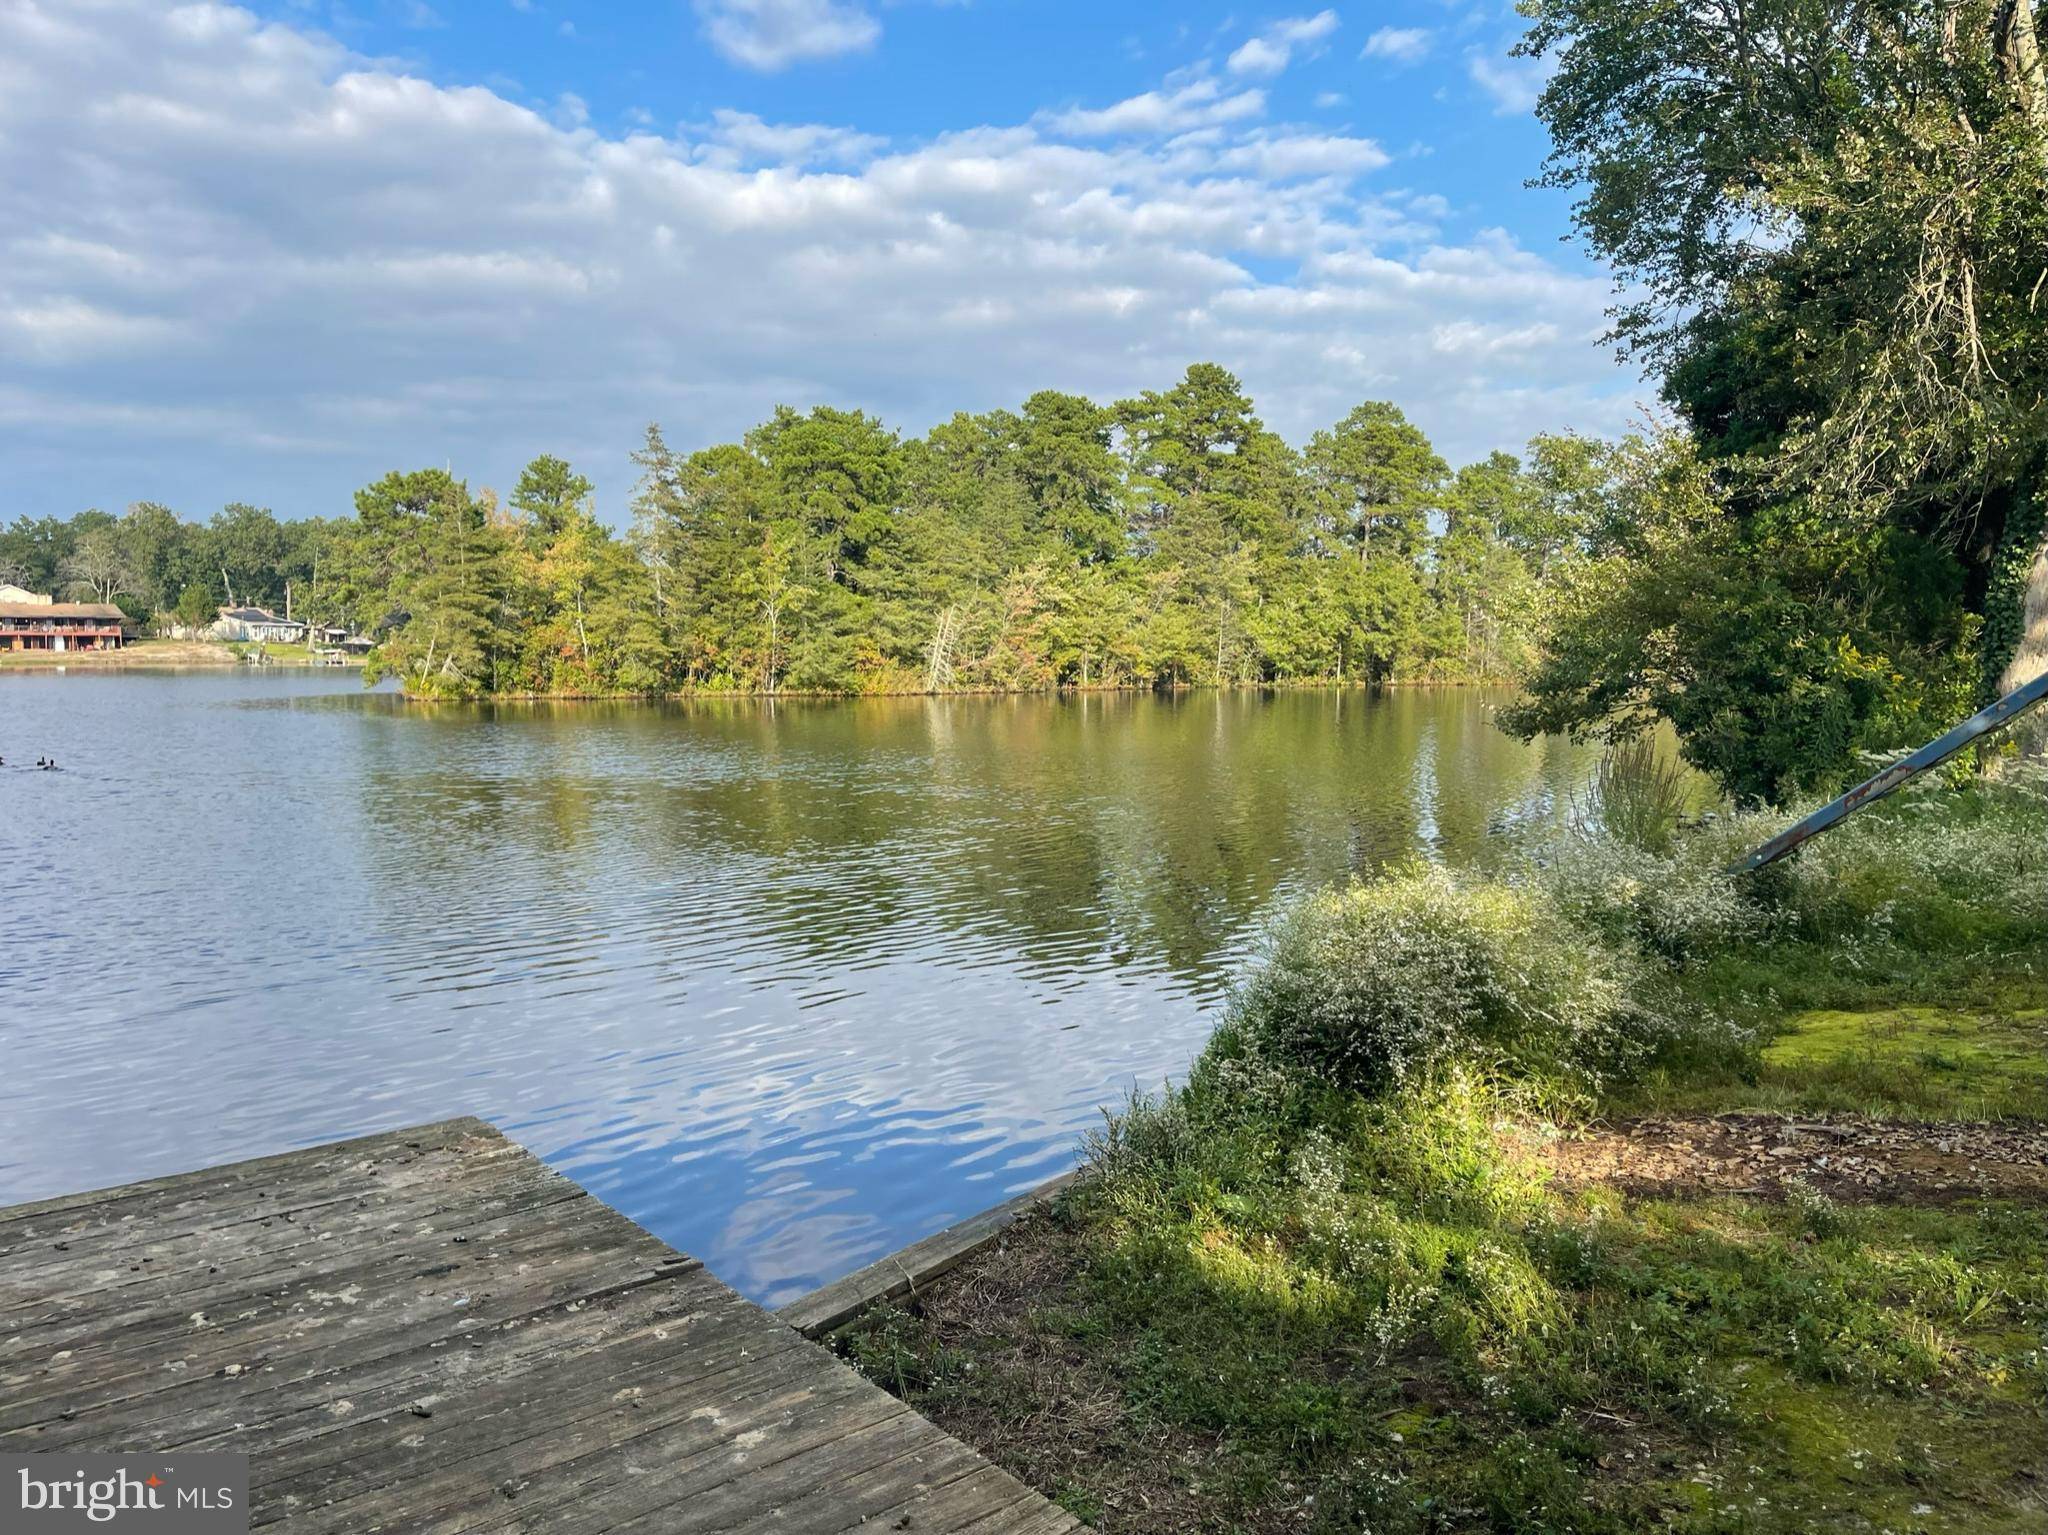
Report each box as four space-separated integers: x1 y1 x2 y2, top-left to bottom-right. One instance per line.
1 0 1637 523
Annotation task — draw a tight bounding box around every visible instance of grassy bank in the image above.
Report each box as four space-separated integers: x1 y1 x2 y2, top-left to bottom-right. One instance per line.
0 639 367 670
0 638 235 668
224 641 362 667
835 774 2048 1533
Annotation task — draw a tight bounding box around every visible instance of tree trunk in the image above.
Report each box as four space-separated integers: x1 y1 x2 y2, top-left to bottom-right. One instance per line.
1997 531 2048 694
1998 0 2048 179
924 605 961 693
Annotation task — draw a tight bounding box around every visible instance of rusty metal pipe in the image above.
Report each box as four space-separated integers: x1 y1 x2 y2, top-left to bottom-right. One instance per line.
1732 667 2048 873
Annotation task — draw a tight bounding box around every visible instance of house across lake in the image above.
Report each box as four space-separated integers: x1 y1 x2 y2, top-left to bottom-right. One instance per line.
0 596 128 652
211 604 308 644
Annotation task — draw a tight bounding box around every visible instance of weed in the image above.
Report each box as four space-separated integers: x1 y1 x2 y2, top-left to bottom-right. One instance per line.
1586 736 1704 853
842 782 2048 1532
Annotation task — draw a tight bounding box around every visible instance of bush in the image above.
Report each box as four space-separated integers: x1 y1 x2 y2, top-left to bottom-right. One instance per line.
1221 861 1642 1098
1162 780 2043 1121
1532 824 1771 964
1774 781 2048 951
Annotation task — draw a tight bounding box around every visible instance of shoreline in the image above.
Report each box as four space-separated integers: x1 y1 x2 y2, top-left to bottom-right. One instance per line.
0 638 364 672
389 677 1523 703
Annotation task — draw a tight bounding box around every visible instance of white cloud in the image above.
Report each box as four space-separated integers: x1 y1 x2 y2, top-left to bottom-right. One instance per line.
1432 319 1561 356
1041 78 1267 137
1469 49 1555 115
699 109 887 167
696 0 880 71
1225 10 1340 76
0 1 1640 514
1214 133 1391 180
1362 27 1433 65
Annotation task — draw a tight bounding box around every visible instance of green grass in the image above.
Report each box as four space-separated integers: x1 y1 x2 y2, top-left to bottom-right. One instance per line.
835 786 2048 1533
840 1056 2047 1532
1763 1001 2046 1108
225 640 359 666
1623 997 2048 1122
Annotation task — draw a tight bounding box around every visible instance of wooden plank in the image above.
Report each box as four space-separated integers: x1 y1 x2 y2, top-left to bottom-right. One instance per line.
777 1169 1081 1338
1 1192 695 1412
0 1180 601 1368
0 1119 492 1234
0 1118 1075 1532
0 1146 567 1292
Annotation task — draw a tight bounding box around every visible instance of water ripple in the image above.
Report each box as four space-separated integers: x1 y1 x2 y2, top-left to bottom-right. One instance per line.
0 673 1601 1303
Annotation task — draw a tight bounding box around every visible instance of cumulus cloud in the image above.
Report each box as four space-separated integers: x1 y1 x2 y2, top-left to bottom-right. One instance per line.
1470 49 1556 115
1225 10 1340 76
0 1 1640 513
1362 27 1433 65
1213 132 1391 180
697 109 888 167
1040 78 1268 137
696 0 880 71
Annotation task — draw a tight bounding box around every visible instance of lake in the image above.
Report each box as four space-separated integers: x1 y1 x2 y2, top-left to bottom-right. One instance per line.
0 672 1600 1303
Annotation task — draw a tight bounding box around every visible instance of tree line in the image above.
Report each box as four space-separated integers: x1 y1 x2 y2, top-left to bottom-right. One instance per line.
4 365 1629 700
16 0 2039 809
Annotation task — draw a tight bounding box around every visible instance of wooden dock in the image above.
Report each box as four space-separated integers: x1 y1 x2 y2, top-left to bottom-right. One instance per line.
0 1118 1078 1532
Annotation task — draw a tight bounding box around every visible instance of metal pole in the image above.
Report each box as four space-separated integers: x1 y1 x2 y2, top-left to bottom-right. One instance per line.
1733 667 2048 873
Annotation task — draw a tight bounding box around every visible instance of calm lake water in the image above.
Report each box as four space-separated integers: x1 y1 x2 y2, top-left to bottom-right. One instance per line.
0 672 1600 1303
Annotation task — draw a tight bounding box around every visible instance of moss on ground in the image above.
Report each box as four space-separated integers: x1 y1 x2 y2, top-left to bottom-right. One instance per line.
1755 1001 2047 1120
837 793 2048 1529
1615 981 2046 1123
836 978 2048 1532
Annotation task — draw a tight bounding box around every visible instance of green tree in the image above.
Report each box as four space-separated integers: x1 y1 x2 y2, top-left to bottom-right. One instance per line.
1118 365 1298 682
510 454 595 546
355 471 511 697
173 583 218 635
1016 390 1127 564
1305 402 1447 566
1503 0 2048 793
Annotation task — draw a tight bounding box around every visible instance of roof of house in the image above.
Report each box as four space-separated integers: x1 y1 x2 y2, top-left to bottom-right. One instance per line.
0 602 127 620
219 606 303 625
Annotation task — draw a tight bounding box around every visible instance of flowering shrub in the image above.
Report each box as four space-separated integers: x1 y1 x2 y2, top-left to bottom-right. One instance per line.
1223 860 1638 1096
1188 781 2043 1107
1776 781 2048 948
1531 823 1772 963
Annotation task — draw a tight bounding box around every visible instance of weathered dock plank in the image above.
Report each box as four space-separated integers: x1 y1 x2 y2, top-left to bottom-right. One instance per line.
0 1118 1079 1532
778 1170 1080 1338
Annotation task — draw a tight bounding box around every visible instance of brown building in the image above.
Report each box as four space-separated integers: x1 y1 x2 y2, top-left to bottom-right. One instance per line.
0 601 128 652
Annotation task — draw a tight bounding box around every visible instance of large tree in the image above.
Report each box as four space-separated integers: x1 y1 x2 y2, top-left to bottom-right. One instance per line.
353 470 510 695
1509 0 2048 795
1305 402 1447 566
58 526 141 604
510 454 595 546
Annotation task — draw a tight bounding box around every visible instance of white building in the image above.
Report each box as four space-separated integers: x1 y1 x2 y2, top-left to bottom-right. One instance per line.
211 605 309 644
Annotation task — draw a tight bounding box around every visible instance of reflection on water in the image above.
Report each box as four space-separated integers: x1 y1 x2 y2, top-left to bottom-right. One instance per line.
0 673 1599 1302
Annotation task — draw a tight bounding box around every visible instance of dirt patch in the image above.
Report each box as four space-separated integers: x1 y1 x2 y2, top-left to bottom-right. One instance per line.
0 639 237 667
1542 1114 2048 1204
845 1215 1307 1533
